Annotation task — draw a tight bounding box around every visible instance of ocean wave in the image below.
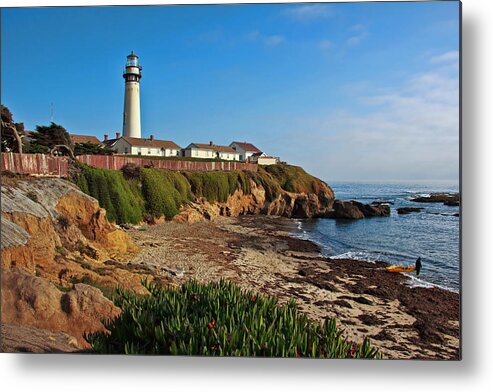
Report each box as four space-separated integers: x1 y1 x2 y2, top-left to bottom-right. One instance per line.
330 251 382 263
405 274 458 293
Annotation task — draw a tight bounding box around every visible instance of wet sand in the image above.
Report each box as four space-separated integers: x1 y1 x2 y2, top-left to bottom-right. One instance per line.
126 215 460 360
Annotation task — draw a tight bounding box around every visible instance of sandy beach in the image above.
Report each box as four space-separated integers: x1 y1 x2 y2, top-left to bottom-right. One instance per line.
125 215 460 360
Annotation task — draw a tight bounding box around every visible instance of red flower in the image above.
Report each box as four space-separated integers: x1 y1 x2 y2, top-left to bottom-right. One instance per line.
251 295 256 302
208 319 216 329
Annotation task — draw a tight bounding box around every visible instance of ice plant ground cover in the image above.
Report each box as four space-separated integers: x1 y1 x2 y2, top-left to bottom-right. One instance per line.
86 279 381 358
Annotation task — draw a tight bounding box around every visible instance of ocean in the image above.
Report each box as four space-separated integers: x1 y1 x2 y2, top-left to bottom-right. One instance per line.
293 181 460 292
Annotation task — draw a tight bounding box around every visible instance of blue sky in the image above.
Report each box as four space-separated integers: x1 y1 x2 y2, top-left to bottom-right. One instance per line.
1 2 460 181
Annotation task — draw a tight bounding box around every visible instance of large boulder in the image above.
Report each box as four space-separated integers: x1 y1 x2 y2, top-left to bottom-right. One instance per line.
330 200 391 220
411 193 460 206
397 207 424 215
351 201 391 217
1 268 120 348
1 323 81 353
332 200 365 219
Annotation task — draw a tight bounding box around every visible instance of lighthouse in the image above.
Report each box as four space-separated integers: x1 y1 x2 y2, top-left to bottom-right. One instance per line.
122 51 142 138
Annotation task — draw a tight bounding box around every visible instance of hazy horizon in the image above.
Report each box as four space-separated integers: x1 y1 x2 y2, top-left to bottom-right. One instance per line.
1 2 460 182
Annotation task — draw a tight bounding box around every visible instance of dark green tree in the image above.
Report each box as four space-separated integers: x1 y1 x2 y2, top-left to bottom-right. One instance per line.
29 122 73 154
1 104 26 153
74 142 114 156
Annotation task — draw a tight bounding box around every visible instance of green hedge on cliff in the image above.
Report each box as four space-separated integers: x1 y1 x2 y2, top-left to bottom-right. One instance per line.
261 164 325 194
141 169 193 220
74 164 327 224
75 165 144 224
75 165 253 223
183 171 251 203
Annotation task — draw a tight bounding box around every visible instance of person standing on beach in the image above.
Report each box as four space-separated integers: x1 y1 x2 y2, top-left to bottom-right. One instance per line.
415 257 422 276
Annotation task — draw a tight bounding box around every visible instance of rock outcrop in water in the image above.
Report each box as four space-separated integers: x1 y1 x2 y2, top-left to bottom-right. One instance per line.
325 200 391 220
397 207 424 215
411 193 460 206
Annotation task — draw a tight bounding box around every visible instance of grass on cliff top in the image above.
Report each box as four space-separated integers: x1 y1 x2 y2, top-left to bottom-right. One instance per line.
85 279 381 358
73 163 327 224
141 168 193 220
75 165 144 225
183 171 251 203
260 164 326 194
74 164 253 223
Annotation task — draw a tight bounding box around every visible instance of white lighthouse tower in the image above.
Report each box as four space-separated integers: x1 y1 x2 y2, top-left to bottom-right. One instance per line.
122 51 142 138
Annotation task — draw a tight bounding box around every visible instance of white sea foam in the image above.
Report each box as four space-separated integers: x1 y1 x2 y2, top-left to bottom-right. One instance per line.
405 274 458 293
331 251 381 263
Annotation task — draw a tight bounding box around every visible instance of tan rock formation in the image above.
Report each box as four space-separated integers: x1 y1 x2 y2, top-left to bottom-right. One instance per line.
172 178 335 224
1 268 120 348
1 177 145 350
1 323 81 353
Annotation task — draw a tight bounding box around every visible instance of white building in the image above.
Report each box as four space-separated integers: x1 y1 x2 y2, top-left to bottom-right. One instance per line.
249 152 279 165
111 135 181 157
229 141 262 162
183 142 240 161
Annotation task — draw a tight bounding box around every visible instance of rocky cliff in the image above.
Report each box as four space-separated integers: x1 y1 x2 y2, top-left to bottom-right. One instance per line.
1 177 147 350
173 177 335 224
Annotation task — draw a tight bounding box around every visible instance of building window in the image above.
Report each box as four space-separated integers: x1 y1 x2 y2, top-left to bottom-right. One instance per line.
124 147 129 154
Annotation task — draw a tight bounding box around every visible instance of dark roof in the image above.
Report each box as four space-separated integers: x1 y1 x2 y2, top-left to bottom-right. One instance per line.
121 136 180 150
251 151 264 157
187 143 237 153
70 134 104 146
230 141 262 153
103 138 118 146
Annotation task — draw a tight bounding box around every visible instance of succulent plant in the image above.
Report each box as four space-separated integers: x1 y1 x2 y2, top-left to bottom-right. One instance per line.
86 279 381 358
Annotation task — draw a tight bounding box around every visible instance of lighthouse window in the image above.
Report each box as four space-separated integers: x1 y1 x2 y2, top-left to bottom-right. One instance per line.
127 58 138 67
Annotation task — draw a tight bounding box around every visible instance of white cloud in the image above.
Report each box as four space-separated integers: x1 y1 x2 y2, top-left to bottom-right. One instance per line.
264 35 285 46
246 31 285 47
319 39 334 50
272 52 459 181
430 50 459 64
345 24 369 47
282 4 335 22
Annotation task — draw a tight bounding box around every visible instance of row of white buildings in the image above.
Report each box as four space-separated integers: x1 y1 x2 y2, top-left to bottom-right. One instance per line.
70 133 279 165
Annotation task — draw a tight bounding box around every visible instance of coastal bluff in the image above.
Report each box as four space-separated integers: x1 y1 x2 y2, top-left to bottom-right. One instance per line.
173 173 336 223
1 177 144 350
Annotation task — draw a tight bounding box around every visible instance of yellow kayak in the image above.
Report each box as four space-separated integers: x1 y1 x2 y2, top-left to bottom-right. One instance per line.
386 265 416 273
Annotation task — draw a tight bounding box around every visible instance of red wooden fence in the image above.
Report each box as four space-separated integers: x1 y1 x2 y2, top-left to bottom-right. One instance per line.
1 153 69 177
1 153 257 177
76 155 258 172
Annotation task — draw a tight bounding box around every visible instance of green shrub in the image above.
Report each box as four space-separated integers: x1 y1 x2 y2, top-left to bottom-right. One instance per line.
75 163 326 224
183 171 250 203
85 279 381 358
75 165 144 224
141 168 192 220
260 164 325 194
